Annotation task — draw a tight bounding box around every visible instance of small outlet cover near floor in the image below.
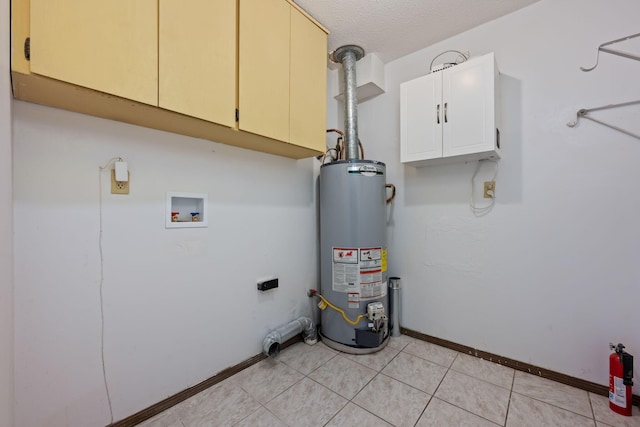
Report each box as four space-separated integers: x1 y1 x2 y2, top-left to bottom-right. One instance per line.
111 170 130 194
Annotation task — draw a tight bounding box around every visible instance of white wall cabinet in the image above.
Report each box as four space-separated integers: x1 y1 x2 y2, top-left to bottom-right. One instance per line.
401 52 501 166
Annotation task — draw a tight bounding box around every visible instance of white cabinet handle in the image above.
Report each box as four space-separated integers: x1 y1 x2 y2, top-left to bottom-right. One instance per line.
436 104 440 124
444 103 448 123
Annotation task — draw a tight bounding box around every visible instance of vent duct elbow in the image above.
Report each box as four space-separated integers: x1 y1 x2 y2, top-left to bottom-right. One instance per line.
262 317 317 357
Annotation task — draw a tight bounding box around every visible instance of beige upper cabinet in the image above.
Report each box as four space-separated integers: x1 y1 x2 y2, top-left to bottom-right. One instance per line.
29 0 158 106
159 0 236 127
239 0 291 143
290 6 327 152
13 0 328 158
239 0 328 151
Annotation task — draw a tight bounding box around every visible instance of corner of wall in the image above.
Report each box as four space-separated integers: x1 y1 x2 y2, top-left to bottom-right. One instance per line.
1 0 15 424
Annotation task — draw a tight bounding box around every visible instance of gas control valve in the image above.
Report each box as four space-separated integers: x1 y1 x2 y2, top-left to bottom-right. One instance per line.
366 302 385 321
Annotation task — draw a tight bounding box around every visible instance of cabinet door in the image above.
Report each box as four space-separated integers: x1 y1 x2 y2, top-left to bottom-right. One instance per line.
290 8 327 152
159 0 236 127
239 0 290 142
442 54 496 157
400 74 442 163
30 0 157 105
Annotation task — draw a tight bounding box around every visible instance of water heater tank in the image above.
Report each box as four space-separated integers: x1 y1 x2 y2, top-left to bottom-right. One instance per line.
319 159 389 352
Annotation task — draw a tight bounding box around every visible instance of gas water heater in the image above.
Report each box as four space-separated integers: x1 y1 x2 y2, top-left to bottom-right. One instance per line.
318 45 390 353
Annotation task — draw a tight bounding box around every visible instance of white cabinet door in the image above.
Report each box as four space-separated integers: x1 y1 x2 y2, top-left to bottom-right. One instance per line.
400 73 442 163
443 53 496 158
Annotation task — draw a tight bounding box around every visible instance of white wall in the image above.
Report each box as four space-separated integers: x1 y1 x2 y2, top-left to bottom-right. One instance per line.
12 1 640 424
12 101 325 424
356 0 640 393
1 0 14 422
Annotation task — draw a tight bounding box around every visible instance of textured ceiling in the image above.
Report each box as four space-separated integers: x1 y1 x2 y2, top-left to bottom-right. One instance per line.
294 0 540 64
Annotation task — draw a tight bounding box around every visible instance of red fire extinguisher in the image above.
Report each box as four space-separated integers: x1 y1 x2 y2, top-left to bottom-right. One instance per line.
609 343 634 416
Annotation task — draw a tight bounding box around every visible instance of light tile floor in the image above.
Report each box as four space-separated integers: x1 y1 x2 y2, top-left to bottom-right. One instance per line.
139 335 640 427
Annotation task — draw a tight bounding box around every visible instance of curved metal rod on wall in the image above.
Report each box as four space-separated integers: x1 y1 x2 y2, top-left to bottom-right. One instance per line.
580 32 640 72
567 100 640 140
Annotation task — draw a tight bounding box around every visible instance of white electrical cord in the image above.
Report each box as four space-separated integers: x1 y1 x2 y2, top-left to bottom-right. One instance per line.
429 50 470 71
98 157 121 425
470 159 499 216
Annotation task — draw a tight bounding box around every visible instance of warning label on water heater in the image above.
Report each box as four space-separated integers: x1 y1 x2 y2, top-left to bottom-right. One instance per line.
332 247 387 302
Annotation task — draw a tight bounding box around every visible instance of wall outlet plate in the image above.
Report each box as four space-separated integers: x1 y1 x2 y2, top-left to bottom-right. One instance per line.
257 278 278 291
484 181 495 198
111 170 129 194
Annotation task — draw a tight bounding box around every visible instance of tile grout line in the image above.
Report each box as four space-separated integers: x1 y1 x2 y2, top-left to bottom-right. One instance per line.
299 346 349 425
298 342 389 426
135 333 640 426
142 336 621 427
509 372 603 422
437 349 600 425
228 340 593 427
503 364 516 426
448 354 515 391
587 391 597 426
372 340 509 426
281 349 344 426
239 356 310 426
401 328 625 406
410 349 459 427
317 340 420 426
421 350 510 427
247 339 611 427
418 368 506 427
344 343 405 425
509 390 602 423
317 342 403 427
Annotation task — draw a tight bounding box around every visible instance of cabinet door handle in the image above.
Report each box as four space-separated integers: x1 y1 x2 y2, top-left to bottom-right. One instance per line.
444 103 448 123
436 104 440 124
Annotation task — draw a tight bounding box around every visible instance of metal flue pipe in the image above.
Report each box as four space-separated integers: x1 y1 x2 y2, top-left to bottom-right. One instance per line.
330 45 365 160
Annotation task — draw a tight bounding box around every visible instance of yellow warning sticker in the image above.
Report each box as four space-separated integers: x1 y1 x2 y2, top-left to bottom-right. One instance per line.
381 249 387 272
